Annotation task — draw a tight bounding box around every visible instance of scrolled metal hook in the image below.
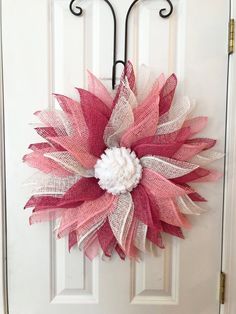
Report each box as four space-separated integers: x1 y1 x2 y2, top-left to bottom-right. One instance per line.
159 0 173 18
69 0 83 16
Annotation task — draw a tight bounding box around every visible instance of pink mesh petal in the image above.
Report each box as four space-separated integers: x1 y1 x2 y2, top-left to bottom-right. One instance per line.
141 168 187 199
183 117 208 136
58 193 115 238
29 208 65 225
159 74 177 116
87 70 113 109
84 235 100 261
49 135 97 169
54 95 89 139
45 151 94 177
23 152 71 177
120 95 159 148
156 199 191 228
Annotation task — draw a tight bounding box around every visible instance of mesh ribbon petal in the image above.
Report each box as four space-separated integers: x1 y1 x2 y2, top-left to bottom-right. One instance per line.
141 168 187 199
45 151 94 177
177 195 207 215
159 74 177 116
23 152 71 177
49 135 97 169
87 70 113 109
141 156 199 179
131 185 154 227
103 81 134 147
108 192 134 247
58 193 115 238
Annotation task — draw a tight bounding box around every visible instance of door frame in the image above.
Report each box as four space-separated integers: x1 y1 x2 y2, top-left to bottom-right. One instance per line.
0 0 8 310
0 1 236 314
220 2 236 313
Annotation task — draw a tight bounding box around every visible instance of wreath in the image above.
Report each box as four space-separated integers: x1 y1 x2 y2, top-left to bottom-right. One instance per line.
24 62 222 260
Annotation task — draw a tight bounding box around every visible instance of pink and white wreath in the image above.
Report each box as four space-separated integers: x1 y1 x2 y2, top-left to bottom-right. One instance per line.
23 62 222 260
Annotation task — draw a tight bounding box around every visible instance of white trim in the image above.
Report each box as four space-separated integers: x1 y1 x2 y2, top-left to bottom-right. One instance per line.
221 2 236 313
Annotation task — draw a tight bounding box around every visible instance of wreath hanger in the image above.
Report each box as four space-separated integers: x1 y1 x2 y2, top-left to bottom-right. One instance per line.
69 0 174 89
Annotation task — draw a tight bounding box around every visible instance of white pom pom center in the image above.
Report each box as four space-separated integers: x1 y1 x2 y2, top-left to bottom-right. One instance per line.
94 147 142 195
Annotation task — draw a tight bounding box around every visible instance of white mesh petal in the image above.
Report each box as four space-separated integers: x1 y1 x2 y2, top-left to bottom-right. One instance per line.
45 152 94 177
134 221 147 252
78 220 105 249
177 195 207 215
36 110 73 136
140 156 199 179
191 151 224 166
23 172 80 196
108 192 134 247
157 97 194 135
104 80 135 147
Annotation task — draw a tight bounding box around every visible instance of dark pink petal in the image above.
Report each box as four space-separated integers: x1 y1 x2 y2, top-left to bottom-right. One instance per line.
69 231 78 251
60 178 105 207
24 195 62 209
77 88 111 119
147 229 164 248
134 142 183 158
115 245 126 260
81 103 107 157
35 127 64 151
29 143 53 153
131 185 154 228
97 220 117 257
161 222 184 239
132 127 191 148
186 138 216 150
172 168 211 184
159 74 177 116
188 192 207 202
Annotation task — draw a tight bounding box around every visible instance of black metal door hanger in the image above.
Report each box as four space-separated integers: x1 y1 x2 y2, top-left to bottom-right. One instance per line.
69 0 174 89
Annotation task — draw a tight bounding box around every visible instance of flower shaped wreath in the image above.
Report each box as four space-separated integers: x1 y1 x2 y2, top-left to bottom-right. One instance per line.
24 62 222 260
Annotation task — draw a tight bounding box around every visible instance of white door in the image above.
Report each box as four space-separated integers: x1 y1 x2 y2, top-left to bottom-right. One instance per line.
2 0 229 313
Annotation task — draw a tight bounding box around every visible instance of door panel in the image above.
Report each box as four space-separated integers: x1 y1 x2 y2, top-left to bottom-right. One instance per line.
2 0 229 313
